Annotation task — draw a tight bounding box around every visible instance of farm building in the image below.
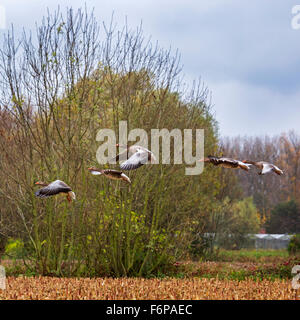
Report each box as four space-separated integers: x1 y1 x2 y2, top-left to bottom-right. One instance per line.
199 233 294 250
251 234 294 250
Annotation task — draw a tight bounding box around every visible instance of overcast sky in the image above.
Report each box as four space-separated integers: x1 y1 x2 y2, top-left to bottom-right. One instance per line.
0 0 299 137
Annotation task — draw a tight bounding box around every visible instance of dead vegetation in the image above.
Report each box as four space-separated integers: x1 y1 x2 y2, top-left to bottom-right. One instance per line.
0 276 298 300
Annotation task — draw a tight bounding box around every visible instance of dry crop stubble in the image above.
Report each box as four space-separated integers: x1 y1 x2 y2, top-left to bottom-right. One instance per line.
0 276 299 300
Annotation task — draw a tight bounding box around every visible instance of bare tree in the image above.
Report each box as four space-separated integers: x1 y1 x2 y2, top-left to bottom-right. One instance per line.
0 7 219 276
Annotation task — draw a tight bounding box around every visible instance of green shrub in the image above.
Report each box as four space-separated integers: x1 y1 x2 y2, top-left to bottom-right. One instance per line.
288 234 300 255
266 201 300 233
189 233 218 260
4 238 25 259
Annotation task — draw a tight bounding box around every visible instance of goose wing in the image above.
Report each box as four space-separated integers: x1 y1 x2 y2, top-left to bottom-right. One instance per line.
237 160 252 171
120 172 131 184
261 163 275 175
103 169 123 175
273 165 284 175
102 169 125 178
213 157 239 167
120 149 152 170
35 180 72 198
219 157 238 164
101 169 131 183
211 157 250 170
263 163 284 175
208 156 235 164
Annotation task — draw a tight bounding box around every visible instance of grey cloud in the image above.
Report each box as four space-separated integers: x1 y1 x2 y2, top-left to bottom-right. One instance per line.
0 0 299 136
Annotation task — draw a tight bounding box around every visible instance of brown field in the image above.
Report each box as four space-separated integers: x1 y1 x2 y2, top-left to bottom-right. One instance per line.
0 276 299 300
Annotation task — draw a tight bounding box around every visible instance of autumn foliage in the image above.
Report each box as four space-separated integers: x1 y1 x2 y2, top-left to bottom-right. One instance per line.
0 7 299 285
221 132 300 232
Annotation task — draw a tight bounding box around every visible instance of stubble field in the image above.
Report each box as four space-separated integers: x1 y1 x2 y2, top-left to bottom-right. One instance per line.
0 276 299 300
1 250 299 300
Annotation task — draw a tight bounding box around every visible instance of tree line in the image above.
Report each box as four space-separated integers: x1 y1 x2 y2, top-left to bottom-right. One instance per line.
220 131 300 234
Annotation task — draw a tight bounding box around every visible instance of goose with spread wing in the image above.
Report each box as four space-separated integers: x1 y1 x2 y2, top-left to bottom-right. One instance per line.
242 160 283 175
199 155 251 171
35 180 76 202
113 144 156 171
88 167 131 184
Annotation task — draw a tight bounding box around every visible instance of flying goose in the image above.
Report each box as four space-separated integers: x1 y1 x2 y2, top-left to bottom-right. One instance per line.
88 167 131 184
35 180 76 202
242 160 283 175
199 155 251 171
113 144 156 171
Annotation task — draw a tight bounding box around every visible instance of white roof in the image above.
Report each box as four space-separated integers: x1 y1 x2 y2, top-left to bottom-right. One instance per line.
253 234 294 240
200 233 294 239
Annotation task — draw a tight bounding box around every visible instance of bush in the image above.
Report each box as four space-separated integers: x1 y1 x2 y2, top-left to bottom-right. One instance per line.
288 234 300 255
189 233 217 260
266 200 300 233
0 7 219 277
4 238 25 259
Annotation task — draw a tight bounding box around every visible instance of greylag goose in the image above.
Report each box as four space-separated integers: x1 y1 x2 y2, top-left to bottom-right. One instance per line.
114 144 156 171
199 155 251 171
88 167 131 184
242 160 283 175
35 180 76 202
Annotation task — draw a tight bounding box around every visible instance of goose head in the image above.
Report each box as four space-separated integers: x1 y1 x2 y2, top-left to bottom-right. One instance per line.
198 157 211 162
35 181 48 186
88 166 98 171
